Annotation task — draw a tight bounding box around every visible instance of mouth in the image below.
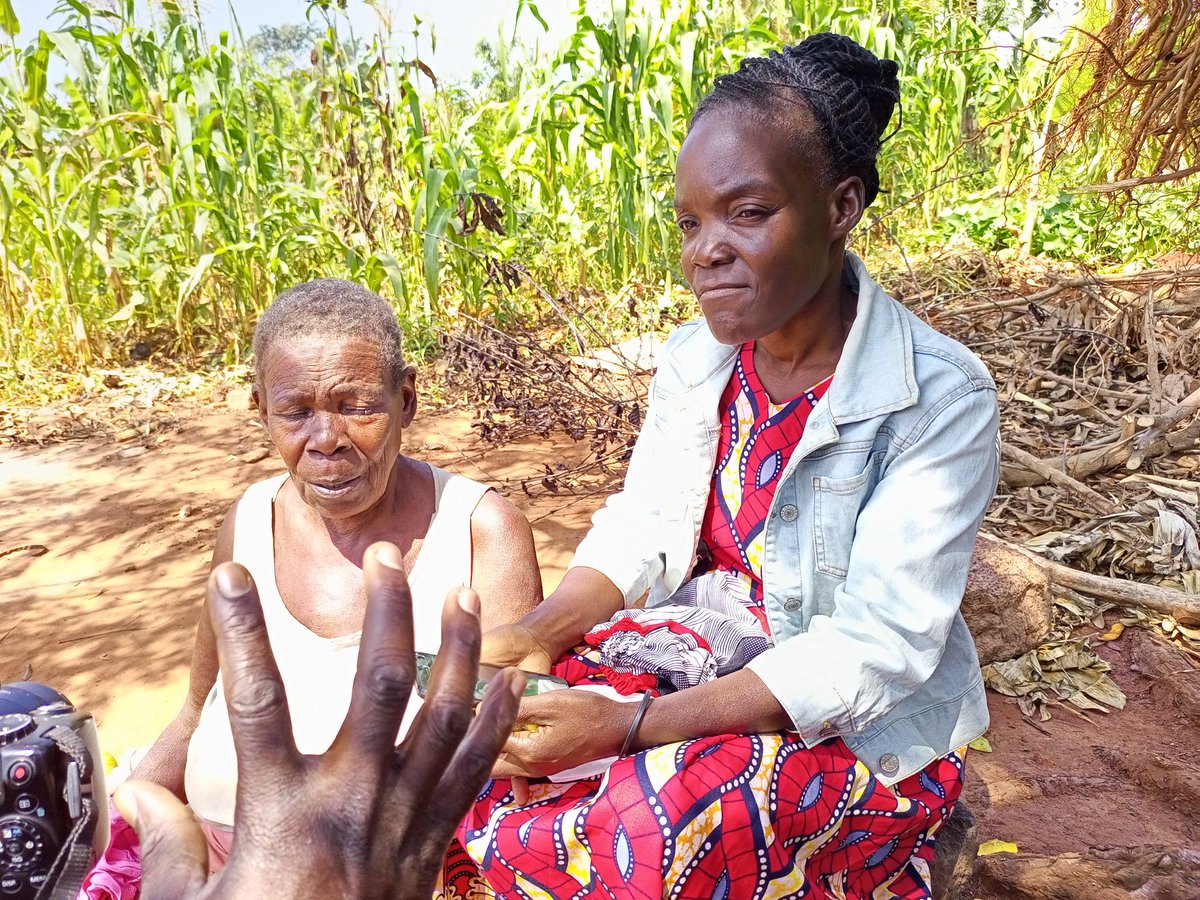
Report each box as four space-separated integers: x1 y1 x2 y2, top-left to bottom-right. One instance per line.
698 285 748 300
307 476 362 498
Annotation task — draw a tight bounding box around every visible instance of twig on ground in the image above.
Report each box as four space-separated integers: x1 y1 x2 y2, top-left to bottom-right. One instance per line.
992 534 1200 619
1134 383 1200 449
1000 443 1118 513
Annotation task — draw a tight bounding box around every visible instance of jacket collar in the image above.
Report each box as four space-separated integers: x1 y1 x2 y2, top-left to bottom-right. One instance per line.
825 252 919 424
669 252 919 425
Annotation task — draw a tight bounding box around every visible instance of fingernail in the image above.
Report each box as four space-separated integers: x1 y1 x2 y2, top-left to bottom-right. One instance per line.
214 564 251 597
457 588 480 617
509 669 527 699
373 542 404 570
112 784 138 827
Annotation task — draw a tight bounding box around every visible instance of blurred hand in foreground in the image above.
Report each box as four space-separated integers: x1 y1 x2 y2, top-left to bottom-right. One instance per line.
113 542 522 900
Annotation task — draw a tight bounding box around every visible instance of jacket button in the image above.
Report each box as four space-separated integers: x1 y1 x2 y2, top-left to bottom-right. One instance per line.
779 504 799 522
783 597 801 612
879 753 900 776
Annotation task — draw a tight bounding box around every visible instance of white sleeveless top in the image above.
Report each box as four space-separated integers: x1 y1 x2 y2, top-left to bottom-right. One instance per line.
184 463 489 827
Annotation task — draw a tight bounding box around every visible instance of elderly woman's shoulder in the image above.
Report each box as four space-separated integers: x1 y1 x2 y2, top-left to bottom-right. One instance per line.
470 489 530 536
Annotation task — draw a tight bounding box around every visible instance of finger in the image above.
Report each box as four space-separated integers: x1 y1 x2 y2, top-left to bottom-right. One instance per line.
441 667 524 801
393 668 525 893
207 562 299 797
328 542 416 767
512 776 531 807
113 780 208 899
488 704 543 780
393 586 484 799
509 690 556 727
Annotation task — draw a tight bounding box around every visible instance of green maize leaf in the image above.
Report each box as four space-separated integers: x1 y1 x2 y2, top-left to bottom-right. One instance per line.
175 250 216 330
678 30 696 105
48 31 88 84
0 0 18 37
422 205 453 307
518 0 548 32
107 290 145 322
172 95 195 183
407 85 424 140
370 252 409 307
23 34 51 104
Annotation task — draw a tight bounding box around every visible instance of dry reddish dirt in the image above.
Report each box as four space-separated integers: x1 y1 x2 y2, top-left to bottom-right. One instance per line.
2 390 1198 898
965 635 1200 898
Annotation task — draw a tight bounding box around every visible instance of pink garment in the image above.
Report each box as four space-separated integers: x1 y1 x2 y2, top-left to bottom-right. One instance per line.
79 805 234 898
200 820 232 872
78 806 140 900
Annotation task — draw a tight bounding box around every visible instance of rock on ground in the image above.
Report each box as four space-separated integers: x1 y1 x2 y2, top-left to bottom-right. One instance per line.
963 533 1054 665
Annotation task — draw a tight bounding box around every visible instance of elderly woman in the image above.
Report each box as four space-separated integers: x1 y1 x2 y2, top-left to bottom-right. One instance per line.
130 279 542 866
461 34 999 899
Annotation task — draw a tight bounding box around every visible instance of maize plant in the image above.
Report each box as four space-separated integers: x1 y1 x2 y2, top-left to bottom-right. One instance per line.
1 0 1192 382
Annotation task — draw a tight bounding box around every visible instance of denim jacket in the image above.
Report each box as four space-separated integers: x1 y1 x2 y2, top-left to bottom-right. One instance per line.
571 253 1000 786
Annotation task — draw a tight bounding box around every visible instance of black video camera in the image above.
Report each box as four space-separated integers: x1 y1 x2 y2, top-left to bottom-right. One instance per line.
0 683 108 900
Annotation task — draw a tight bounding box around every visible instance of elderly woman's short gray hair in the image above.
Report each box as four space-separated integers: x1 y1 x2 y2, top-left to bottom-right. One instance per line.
252 279 406 387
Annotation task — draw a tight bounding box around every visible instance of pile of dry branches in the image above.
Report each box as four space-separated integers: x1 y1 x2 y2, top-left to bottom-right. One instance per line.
886 252 1200 610
438 319 648 497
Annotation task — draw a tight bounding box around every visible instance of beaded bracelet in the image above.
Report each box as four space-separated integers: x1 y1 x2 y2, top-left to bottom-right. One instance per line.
618 692 653 759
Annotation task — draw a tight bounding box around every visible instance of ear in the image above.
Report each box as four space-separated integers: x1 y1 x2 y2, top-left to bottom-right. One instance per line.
829 176 866 242
396 366 418 427
250 383 267 420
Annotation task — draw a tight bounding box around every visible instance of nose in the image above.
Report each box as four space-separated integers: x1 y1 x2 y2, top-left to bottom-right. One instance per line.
686 224 734 270
306 411 349 456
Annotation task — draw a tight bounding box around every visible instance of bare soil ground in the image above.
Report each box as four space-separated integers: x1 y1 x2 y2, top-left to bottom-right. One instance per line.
2 391 1198 898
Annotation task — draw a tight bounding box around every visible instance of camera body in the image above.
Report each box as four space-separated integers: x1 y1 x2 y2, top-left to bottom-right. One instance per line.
0 683 107 899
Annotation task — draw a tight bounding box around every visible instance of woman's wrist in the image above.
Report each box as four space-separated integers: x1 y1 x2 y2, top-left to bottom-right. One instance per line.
620 671 793 754
524 570 623 659
618 693 653 758
605 696 644 759
513 610 572 662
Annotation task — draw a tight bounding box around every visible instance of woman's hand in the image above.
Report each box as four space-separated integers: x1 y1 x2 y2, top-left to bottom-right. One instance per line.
493 689 634 779
115 543 521 900
480 622 554 674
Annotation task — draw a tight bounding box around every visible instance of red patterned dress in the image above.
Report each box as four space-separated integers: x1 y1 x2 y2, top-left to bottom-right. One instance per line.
442 343 964 900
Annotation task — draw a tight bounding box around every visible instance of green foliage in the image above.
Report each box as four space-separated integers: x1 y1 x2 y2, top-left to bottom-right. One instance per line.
0 0 1195 383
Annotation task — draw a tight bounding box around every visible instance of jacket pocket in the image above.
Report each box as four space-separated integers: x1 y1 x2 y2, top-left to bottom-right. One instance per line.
812 452 884 577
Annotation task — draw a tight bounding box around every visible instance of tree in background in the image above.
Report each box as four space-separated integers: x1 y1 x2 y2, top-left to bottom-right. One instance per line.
1057 0 1200 192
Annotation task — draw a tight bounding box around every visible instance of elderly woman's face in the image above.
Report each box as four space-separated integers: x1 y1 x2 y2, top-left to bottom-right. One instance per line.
255 335 415 518
674 107 846 345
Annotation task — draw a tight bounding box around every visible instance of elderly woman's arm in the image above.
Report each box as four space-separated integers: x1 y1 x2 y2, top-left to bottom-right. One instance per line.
469 491 544 632
130 505 236 796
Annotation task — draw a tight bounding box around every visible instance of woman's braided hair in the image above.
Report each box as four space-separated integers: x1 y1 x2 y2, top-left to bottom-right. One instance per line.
692 33 901 206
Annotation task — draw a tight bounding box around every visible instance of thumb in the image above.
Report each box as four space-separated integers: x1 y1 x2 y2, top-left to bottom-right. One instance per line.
114 780 210 898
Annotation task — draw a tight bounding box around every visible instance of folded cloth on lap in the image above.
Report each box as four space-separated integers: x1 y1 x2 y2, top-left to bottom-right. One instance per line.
584 570 772 692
